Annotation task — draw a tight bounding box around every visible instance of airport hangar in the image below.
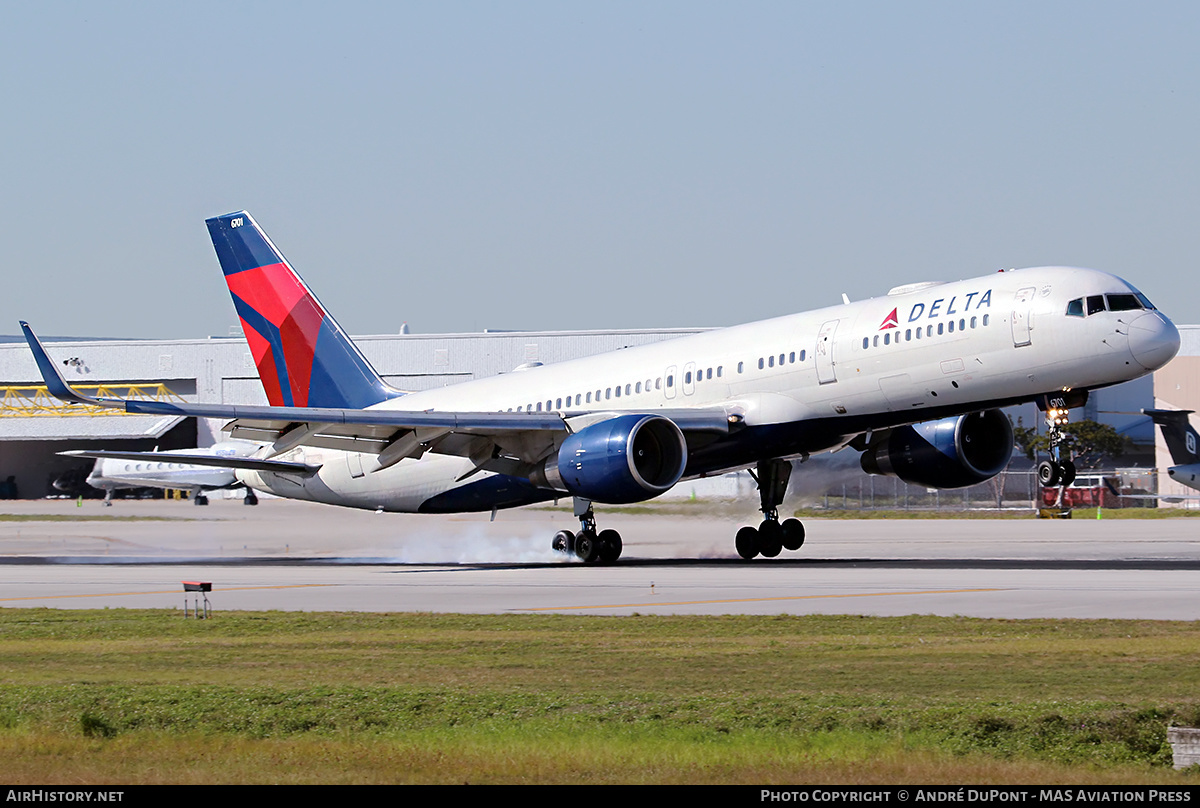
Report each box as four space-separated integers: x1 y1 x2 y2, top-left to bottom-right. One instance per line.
0 324 1197 502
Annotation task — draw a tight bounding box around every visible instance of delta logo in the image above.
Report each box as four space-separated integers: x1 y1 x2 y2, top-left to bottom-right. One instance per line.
878 308 899 330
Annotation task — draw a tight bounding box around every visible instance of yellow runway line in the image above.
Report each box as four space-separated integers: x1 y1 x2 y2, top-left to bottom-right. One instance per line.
0 583 334 602
521 587 1007 611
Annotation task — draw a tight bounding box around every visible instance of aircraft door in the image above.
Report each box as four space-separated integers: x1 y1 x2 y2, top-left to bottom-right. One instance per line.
816 320 839 384
683 362 696 396
664 365 677 400
1012 287 1035 347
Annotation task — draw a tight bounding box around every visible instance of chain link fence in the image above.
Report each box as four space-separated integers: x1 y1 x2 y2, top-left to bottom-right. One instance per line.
809 468 1176 512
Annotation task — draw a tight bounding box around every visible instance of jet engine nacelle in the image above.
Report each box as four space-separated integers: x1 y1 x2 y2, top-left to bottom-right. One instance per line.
532 414 688 504
859 409 1013 489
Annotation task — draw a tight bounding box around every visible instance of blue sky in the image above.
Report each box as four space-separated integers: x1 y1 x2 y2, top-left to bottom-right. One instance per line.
3 2 1198 338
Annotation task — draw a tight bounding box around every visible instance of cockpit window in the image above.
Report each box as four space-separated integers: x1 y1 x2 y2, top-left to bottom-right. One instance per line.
1124 283 1157 310
1066 298 1084 317
1106 293 1143 312
1086 295 1106 316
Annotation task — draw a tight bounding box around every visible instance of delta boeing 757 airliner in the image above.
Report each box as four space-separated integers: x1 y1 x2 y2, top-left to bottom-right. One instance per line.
23 211 1180 562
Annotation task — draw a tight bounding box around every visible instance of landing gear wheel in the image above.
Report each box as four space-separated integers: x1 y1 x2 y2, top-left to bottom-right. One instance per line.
739 457 804 559
1037 460 1061 487
597 529 623 564
194 494 209 506
552 529 576 554
575 530 601 564
757 519 783 558
1060 460 1077 488
781 518 805 551
243 490 259 506
735 526 759 560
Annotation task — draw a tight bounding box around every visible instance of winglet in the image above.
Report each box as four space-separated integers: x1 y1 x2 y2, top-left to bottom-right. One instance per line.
20 322 107 407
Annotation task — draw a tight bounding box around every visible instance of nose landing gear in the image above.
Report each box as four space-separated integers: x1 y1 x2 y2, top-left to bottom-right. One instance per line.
1037 404 1077 488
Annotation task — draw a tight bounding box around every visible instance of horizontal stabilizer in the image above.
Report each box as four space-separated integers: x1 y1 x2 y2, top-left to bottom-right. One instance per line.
60 450 320 476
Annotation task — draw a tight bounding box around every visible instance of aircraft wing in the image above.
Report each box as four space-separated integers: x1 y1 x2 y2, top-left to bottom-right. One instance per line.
23 322 734 471
59 450 320 476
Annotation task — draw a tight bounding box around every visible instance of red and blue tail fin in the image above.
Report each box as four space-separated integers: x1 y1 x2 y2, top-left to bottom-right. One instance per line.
206 211 401 409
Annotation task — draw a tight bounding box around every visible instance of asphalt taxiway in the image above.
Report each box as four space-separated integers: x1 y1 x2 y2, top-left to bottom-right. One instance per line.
1 498 1198 618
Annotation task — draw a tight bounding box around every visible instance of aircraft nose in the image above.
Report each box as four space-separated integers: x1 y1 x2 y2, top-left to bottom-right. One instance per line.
1128 312 1180 370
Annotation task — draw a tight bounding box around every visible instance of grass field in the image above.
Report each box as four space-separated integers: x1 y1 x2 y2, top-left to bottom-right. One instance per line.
2 609 1200 784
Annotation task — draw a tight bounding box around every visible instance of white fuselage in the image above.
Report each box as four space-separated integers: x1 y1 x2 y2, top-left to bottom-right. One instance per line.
236 267 1179 512
87 441 260 494
1167 464 1200 492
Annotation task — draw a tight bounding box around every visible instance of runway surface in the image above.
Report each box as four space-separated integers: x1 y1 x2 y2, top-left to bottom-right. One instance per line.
2 498 1198 618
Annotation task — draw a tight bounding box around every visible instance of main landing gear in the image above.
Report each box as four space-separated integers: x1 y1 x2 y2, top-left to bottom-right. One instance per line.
1036 405 1077 488
735 458 805 560
551 498 623 564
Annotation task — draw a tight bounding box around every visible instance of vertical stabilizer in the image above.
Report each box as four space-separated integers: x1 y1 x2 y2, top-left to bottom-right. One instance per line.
206 211 401 409
1144 408 1199 465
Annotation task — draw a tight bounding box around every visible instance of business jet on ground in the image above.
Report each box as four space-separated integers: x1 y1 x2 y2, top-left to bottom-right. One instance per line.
22 211 1180 562
61 441 284 505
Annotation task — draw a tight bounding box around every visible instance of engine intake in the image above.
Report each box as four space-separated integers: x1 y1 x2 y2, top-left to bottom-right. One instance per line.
532 414 688 504
860 409 1013 489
